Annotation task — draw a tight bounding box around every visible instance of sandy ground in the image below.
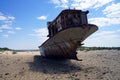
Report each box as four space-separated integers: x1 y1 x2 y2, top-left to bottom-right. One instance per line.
0 50 120 80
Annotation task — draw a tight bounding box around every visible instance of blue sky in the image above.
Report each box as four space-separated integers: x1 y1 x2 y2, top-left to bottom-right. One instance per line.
0 0 120 49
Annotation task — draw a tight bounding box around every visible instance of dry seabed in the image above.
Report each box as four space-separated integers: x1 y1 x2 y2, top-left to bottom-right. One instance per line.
0 50 120 80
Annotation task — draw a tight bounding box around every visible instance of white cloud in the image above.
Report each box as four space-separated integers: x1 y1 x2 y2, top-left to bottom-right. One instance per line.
8 31 15 34
89 17 120 27
30 28 48 44
3 21 13 24
2 34 9 38
7 16 15 20
0 29 3 32
31 28 48 37
0 24 12 29
0 13 15 21
51 0 60 4
0 12 15 31
50 0 113 9
103 3 120 18
88 3 120 27
37 16 47 20
71 0 99 9
94 31 116 37
89 17 109 27
61 0 68 3
93 0 114 8
15 27 22 30
117 29 120 32
50 0 68 8
0 15 7 21
84 30 120 47
0 12 17 38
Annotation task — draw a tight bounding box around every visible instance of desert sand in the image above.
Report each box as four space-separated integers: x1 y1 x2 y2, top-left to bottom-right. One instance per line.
0 50 120 80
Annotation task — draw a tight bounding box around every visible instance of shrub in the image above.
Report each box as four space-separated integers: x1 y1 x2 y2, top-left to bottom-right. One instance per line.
12 51 17 54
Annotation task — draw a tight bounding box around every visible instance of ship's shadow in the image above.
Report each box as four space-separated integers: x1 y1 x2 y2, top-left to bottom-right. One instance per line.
27 55 82 74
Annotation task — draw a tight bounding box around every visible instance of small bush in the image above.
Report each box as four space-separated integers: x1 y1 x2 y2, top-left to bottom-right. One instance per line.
12 51 17 54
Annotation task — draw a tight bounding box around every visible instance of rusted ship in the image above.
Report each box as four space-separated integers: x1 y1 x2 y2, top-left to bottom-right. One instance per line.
38 9 98 60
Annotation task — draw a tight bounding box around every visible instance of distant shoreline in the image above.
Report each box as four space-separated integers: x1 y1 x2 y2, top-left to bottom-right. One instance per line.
77 46 120 51
12 49 39 52
0 47 39 52
1 47 120 52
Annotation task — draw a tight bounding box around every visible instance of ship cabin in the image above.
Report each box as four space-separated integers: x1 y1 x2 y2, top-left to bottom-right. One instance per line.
47 9 89 37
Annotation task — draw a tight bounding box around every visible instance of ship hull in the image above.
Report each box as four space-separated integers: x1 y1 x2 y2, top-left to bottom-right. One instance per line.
39 24 98 59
